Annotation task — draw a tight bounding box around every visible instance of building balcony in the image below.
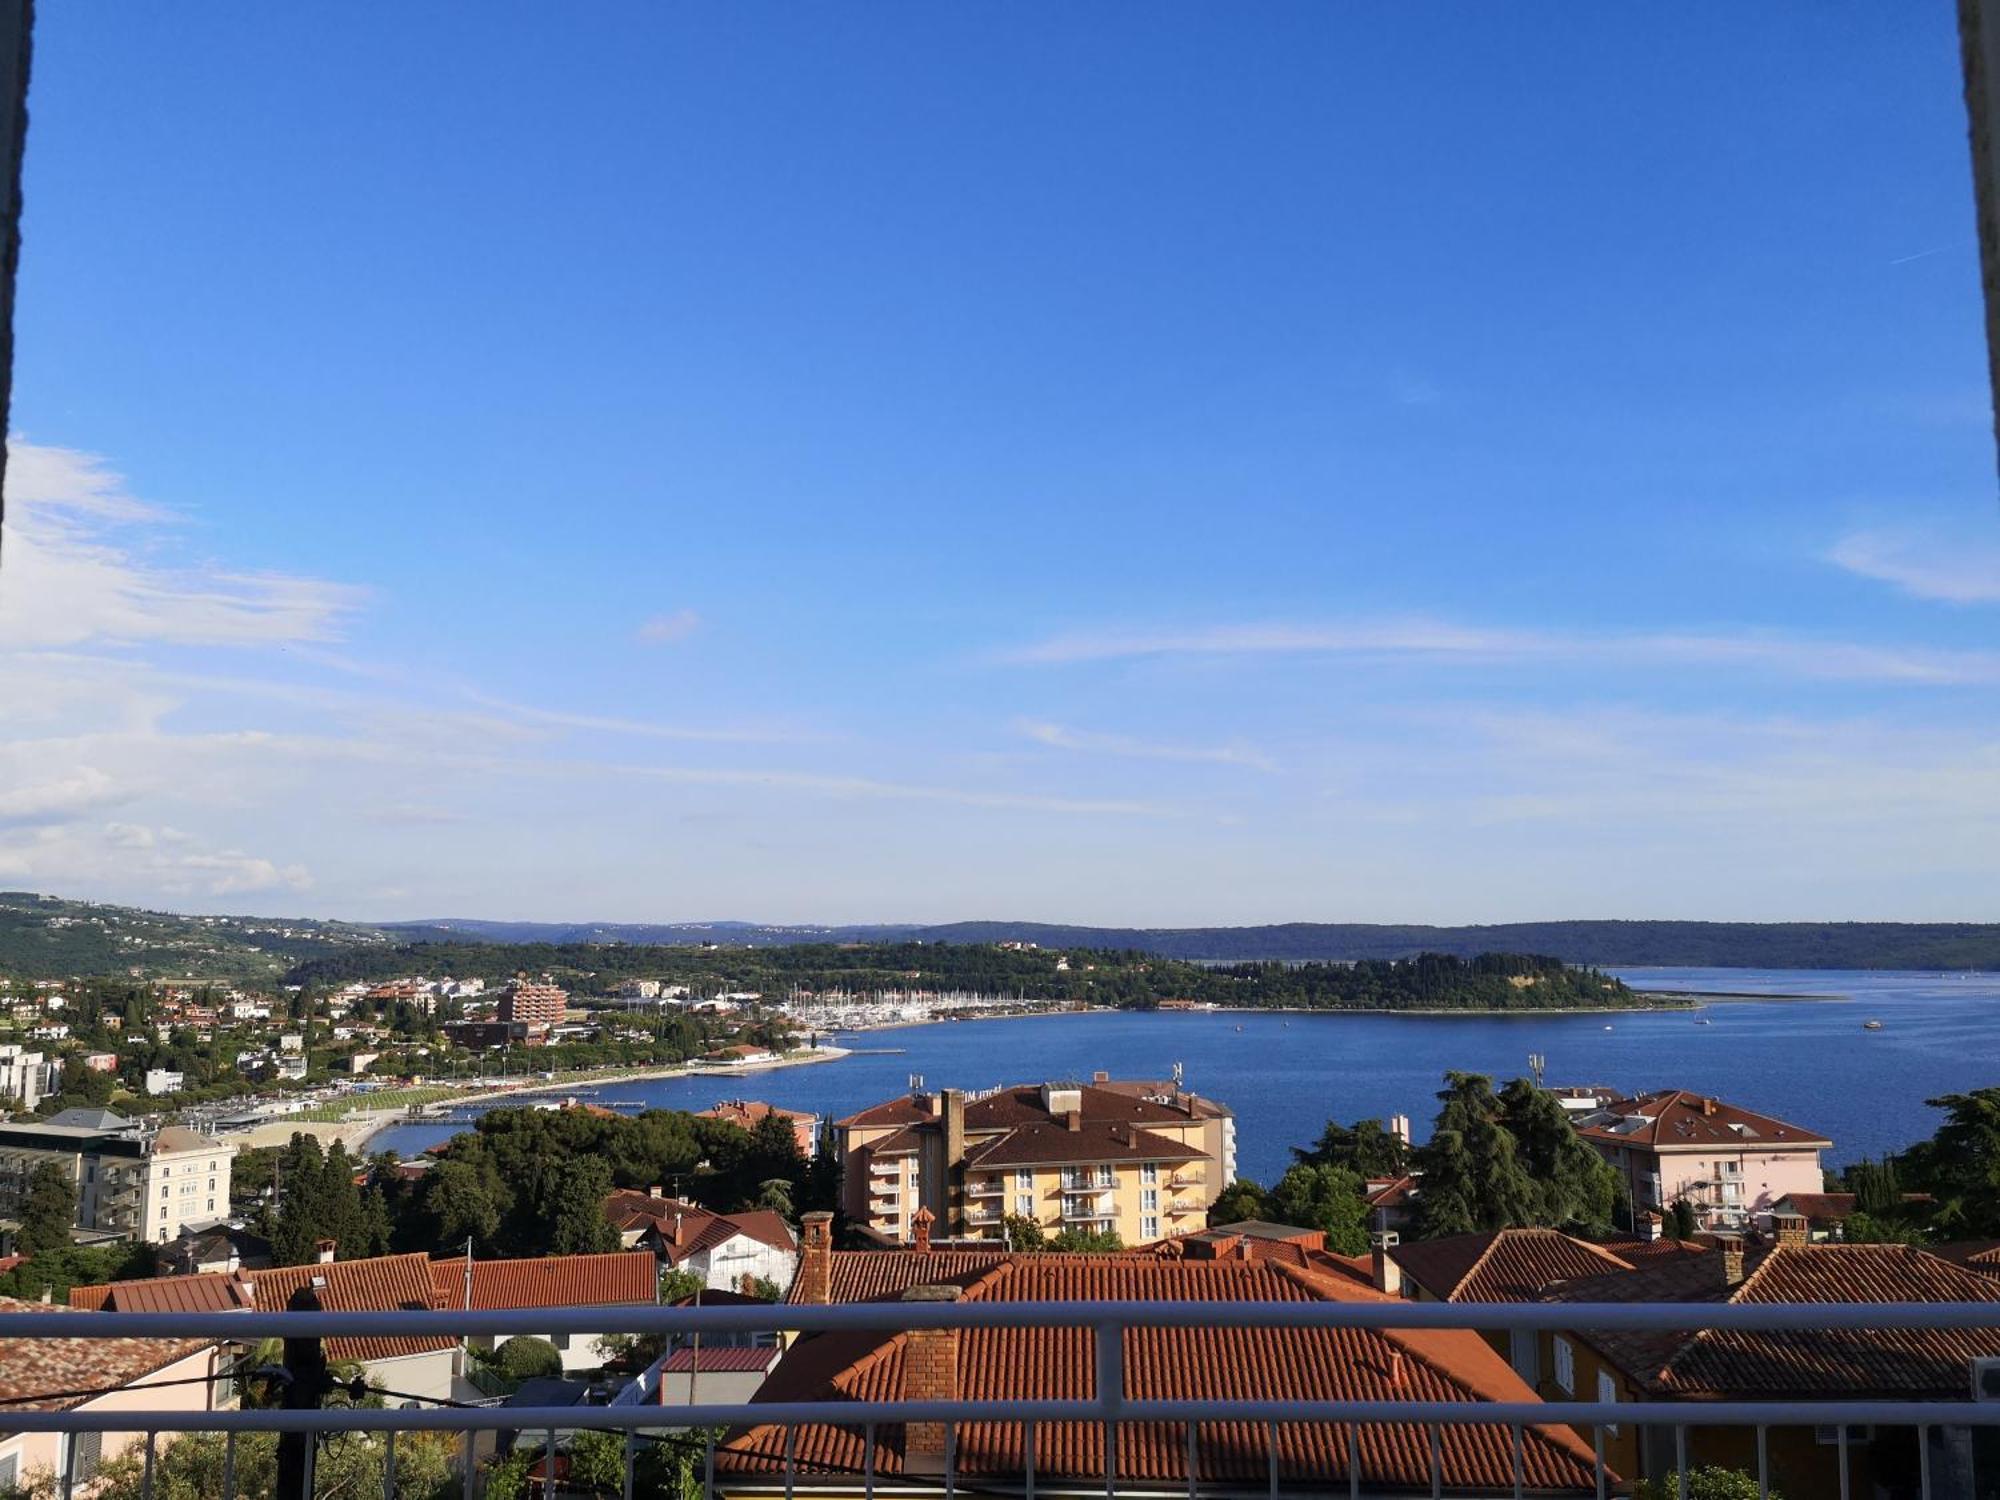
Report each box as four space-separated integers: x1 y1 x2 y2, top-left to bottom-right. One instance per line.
1060 1195 1115 1222
867 1158 900 1176
1166 1199 1201 1215
966 1179 1008 1197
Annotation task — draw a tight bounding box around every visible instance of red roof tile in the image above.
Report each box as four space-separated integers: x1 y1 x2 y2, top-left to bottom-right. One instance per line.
1391 1229 1634 1304
430 1251 657 1311
0 1297 213 1413
726 1258 1600 1493
661 1345 782 1373
1573 1090 1830 1151
1549 1243 2000 1397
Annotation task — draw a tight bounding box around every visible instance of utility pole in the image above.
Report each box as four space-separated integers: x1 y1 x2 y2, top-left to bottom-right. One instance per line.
276 1284 331 1500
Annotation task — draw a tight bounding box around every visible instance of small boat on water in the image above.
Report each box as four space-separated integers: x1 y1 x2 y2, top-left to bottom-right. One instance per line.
1602 1024 1614 1031
1863 1019 1885 1030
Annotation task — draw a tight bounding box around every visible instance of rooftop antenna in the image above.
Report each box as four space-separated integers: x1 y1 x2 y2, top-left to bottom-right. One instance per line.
1171 1061 1184 1086
1528 1053 1546 1087
909 1072 924 1092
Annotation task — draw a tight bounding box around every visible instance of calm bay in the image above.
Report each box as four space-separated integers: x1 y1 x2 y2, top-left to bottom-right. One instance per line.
367 967 2000 1183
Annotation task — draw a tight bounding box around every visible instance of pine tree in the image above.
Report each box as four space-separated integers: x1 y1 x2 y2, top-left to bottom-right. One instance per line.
1410 1073 1538 1238
19 1161 78 1255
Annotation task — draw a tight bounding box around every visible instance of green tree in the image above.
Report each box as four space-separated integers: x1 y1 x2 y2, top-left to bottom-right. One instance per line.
1269 1164 1371 1255
546 1155 619 1255
1901 1087 2000 1238
493 1335 565 1383
1666 1199 1698 1242
420 1158 505 1253
1294 1118 1409 1179
1001 1214 1047 1249
18 1161 77 1255
1048 1226 1123 1252
1496 1078 1623 1233
1410 1073 1538 1239
1207 1177 1270 1226
1635 1467 1777 1500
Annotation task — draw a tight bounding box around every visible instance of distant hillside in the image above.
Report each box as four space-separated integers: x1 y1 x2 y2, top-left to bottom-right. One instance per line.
0 892 394 981
8 894 2000 978
384 916 2000 970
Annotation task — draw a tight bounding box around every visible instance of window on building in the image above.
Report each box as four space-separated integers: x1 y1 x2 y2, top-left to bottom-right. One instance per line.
72 1431 102 1483
208 1199 215 1211
1141 1163 1159 1185
162 1166 170 1176
1015 1168 1033 1190
1014 1194 1033 1216
159 1205 167 1220
1142 1215 1159 1240
1141 1188 1159 1212
1597 1370 1618 1434
1552 1336 1575 1394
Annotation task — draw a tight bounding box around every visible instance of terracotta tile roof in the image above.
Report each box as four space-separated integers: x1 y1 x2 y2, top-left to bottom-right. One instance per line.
796 1248 1014 1305
0 1297 213 1413
1598 1237 1712 1266
1772 1192 1856 1221
1390 1229 1635 1304
1573 1090 1830 1151
836 1096 933 1130
604 1193 798 1258
430 1252 657 1311
225 1254 457 1364
1932 1241 2000 1281
726 1258 1600 1493
71 1272 253 1314
963 1084 1195 1130
661 1345 783 1373
1549 1244 2000 1397
962 1121 1204 1170
701 1099 815 1128
1364 1174 1419 1209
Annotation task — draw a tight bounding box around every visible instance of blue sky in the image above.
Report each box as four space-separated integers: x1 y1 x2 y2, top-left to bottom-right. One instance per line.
4 5 1999 924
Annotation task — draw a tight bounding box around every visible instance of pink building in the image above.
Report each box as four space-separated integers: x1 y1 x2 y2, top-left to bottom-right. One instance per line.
0 1296 224 1493
1572 1090 1831 1234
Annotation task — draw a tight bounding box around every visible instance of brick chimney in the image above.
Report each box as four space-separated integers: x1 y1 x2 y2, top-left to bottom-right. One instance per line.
1066 1108 1082 1132
1701 1096 1717 1117
1773 1213 1808 1249
1718 1235 1746 1286
1371 1231 1402 1297
901 1285 961 1474
798 1211 833 1305
315 1238 337 1264
912 1205 935 1254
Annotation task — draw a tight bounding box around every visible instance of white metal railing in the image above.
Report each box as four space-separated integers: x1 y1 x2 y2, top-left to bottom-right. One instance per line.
2 1300 1999 1499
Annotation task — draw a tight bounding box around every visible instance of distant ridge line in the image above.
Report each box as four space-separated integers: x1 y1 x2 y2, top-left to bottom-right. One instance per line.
378 917 2000 969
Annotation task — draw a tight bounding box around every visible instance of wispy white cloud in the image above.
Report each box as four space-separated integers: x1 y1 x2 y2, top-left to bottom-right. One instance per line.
1014 718 1277 772
1001 615 2000 684
1825 526 2000 605
459 691 817 745
0 439 366 647
636 607 702 645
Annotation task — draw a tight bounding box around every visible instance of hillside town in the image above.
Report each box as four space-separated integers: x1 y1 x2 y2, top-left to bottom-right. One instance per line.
4 946 2000 1500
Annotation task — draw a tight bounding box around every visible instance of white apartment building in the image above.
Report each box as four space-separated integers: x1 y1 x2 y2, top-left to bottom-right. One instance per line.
0 1045 54 1110
0 1110 236 1244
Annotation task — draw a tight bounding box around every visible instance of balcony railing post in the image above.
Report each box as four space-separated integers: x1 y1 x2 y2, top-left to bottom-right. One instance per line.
1920 1423 1933 1500
385 1428 398 1500
1095 1320 1123 1499
142 1431 157 1500
1756 1424 1768 1500
277 1284 331 1500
